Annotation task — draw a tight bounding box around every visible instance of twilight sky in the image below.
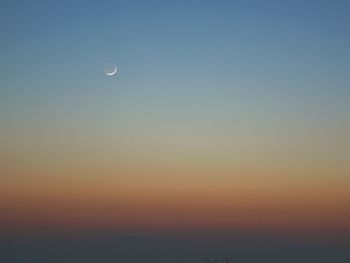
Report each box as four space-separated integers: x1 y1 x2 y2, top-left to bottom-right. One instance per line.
0 1 350 262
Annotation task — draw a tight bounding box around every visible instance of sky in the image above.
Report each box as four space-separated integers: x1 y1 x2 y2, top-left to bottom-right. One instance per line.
1 0 350 262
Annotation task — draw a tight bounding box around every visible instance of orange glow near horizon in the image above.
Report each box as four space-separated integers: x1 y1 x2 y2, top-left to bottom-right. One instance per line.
1 166 349 236
1 98 349 238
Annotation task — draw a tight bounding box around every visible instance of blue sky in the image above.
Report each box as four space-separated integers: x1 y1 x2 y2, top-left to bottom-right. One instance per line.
1 1 349 163
2 1 350 103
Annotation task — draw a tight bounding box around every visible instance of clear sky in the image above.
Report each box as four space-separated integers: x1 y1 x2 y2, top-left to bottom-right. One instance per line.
1 1 350 262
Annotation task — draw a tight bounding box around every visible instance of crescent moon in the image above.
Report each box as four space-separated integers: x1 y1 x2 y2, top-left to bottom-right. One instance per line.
105 66 117 76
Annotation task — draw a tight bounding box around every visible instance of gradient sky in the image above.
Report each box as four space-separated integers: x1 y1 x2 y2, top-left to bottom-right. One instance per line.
1 1 350 261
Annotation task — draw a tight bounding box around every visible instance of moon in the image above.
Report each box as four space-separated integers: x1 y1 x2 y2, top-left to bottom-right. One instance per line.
104 63 118 76
105 66 117 76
